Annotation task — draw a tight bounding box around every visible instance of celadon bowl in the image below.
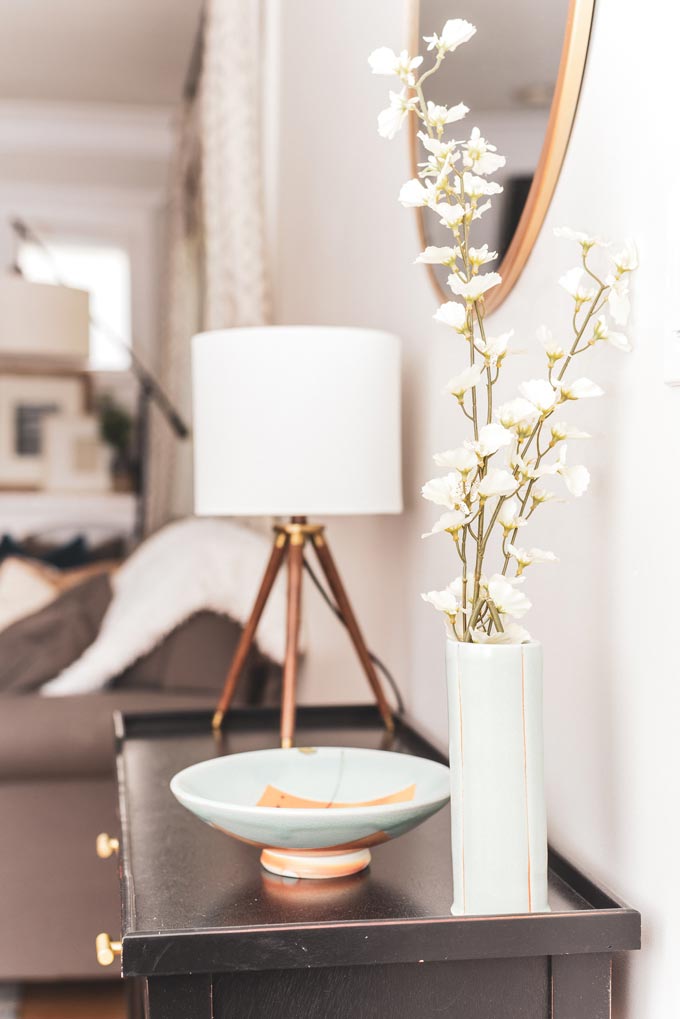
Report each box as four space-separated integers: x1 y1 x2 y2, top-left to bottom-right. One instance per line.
170 746 450 879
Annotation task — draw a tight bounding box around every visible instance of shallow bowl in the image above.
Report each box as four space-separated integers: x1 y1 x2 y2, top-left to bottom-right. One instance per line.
170 746 450 879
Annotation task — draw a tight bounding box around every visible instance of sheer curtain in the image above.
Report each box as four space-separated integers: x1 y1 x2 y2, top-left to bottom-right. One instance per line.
147 0 271 533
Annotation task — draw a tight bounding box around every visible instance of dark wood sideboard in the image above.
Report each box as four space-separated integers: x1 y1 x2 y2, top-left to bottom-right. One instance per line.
109 706 640 1018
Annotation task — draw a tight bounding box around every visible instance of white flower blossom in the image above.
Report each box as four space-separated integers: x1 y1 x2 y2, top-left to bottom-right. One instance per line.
477 329 513 365
368 47 423 86
506 544 558 575
416 245 459 265
433 301 467 332
554 226 609 250
422 583 460 616
546 448 589 496
471 200 492 220
592 315 630 351
468 244 497 268
612 238 638 275
537 325 565 361
398 178 436 208
606 275 631 325
496 397 540 432
422 509 472 539
464 127 506 175
378 90 419 140
478 469 518 500
422 473 465 509
519 379 558 414
435 202 466 228
559 267 597 303
446 363 484 398
423 18 476 54
447 272 502 301
458 173 503 198
487 575 531 618
418 132 458 160
471 423 514 457
531 486 557 505
433 447 478 473
498 497 527 533
557 377 604 400
425 100 469 130
550 421 590 442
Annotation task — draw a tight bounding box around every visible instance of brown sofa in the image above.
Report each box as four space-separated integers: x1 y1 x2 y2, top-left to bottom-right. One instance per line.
0 609 279 982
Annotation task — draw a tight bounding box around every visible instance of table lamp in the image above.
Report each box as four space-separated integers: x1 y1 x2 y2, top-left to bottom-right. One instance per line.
192 325 402 747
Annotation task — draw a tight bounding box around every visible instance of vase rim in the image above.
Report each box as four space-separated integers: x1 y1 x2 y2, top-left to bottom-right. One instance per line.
445 637 541 649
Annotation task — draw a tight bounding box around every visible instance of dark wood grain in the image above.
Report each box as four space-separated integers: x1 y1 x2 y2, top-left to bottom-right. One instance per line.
280 535 303 747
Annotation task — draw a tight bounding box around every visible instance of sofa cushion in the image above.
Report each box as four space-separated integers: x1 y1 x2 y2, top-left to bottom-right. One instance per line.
0 690 218 781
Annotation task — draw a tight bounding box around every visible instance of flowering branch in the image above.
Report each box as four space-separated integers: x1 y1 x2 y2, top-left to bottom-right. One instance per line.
369 21 638 643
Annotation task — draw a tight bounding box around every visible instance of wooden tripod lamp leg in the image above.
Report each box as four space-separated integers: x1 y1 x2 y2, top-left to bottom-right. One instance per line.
312 532 394 733
212 532 288 730
280 533 304 748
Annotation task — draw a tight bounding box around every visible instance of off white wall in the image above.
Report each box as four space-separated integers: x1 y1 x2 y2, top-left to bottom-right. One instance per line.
270 0 679 1015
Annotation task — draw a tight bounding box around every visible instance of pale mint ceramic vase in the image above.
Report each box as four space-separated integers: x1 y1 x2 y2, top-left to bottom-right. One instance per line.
446 639 549 916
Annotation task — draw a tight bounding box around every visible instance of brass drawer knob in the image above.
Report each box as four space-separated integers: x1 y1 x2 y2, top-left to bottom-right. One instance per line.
96 832 119 859
95 932 122 967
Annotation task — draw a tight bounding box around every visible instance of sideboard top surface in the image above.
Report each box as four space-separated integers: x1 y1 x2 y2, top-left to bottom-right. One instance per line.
114 705 640 978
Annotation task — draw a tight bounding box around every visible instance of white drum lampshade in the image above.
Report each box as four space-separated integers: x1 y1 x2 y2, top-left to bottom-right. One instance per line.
0 274 90 362
192 326 402 517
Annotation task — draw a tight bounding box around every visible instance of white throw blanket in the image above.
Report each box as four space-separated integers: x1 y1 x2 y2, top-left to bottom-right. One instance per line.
42 517 288 696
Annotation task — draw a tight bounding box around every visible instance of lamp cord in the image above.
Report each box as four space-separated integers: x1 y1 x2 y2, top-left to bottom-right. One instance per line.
302 556 405 716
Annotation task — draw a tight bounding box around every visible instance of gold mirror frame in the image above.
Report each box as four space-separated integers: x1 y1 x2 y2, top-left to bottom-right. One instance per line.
408 0 596 313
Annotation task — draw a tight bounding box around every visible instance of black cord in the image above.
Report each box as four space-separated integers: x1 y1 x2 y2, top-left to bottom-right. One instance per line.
302 556 405 715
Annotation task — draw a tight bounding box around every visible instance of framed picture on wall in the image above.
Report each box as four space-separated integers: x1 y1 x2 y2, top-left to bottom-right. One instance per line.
0 370 90 489
43 415 112 493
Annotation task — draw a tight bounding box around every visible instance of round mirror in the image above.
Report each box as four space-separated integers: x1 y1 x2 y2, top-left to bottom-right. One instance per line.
408 0 595 312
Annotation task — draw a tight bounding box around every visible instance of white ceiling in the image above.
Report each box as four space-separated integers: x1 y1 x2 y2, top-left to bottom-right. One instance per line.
0 0 204 106
421 0 570 111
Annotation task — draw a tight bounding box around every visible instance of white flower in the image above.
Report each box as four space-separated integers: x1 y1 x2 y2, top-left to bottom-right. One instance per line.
506 544 558 574
496 397 540 432
612 238 638 274
398 178 435 207
459 173 503 198
446 363 484 397
433 447 478 473
548 448 589 496
554 226 609 250
471 200 492 220
498 497 527 532
422 583 460 616
433 301 467 332
477 329 513 365
550 421 590 442
464 127 506 175
531 486 557 505
368 47 423 86
477 468 518 500
418 132 458 159
606 275 631 325
510 453 539 483
422 509 471 538
487 574 531 618
537 325 564 361
425 100 469 130
519 379 558 414
592 315 631 351
378 90 419 139
435 202 466 228
560 463 590 497
559 267 596 303
422 473 465 509
470 623 532 644
472 423 514 457
557 377 604 400
447 272 502 301
468 244 497 268
416 245 458 265
423 18 476 54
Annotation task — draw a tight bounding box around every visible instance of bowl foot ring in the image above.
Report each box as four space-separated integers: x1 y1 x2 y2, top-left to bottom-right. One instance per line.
260 848 371 879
